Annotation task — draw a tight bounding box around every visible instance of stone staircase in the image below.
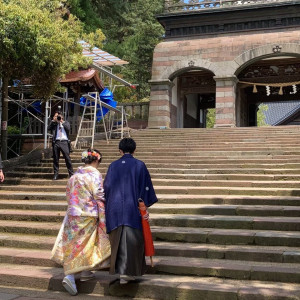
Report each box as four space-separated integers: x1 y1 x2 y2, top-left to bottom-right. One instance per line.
1 126 300 299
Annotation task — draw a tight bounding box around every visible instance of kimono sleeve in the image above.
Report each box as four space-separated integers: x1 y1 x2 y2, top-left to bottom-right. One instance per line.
92 173 105 204
139 163 158 207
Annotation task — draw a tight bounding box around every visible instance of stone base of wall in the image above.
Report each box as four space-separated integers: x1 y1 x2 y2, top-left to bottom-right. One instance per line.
22 139 46 155
128 119 148 129
3 148 52 172
170 104 177 128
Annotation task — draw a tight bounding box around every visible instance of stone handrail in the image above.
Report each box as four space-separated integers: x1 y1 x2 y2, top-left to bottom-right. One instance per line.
165 0 292 12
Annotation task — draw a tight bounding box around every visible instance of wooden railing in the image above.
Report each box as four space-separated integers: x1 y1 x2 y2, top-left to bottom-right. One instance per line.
165 0 291 12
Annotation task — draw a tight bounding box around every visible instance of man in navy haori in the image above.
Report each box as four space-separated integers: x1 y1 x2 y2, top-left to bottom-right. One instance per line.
104 137 157 284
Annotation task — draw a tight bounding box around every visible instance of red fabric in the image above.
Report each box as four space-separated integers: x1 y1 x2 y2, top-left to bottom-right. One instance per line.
139 201 155 257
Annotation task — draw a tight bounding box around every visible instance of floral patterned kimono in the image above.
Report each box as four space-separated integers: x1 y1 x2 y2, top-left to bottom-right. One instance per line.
51 166 111 275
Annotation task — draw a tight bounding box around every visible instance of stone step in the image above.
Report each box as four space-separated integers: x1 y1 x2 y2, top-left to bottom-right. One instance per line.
154 241 300 263
1 200 299 217
1 191 300 206
128 133 300 138
152 226 300 246
150 204 300 217
0 247 59 267
150 214 300 231
6 173 300 184
1 236 300 264
153 179 300 188
152 256 300 283
14 165 300 172
96 145 300 151
1 221 300 247
81 150 300 156
8 167 300 177
0 191 66 200
119 137 300 143
0 232 56 249
25 162 300 170
40 154 300 161
58 149 300 156
2 184 300 197
0 247 300 284
1 264 299 300
0 210 300 231
90 144 300 150
157 194 300 205
4 178 300 189
147 168 300 175
30 158 300 167
129 132 300 137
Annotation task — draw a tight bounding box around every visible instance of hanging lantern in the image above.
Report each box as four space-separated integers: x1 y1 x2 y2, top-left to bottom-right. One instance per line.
266 86 271 96
279 86 283 95
253 85 257 93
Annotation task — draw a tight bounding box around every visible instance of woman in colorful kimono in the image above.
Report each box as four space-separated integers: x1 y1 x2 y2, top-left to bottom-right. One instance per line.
51 148 111 296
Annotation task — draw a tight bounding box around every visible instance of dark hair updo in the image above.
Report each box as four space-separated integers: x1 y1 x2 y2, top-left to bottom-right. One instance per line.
81 148 102 164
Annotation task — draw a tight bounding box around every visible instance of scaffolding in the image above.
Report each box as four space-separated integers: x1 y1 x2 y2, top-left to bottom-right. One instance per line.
2 40 135 157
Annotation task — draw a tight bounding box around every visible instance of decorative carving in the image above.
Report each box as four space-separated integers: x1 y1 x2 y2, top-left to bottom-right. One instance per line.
273 45 282 53
188 60 195 67
239 63 300 82
180 72 216 93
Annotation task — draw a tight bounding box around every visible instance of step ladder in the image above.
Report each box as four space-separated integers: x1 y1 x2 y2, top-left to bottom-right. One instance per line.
74 92 108 149
74 92 130 149
108 105 130 140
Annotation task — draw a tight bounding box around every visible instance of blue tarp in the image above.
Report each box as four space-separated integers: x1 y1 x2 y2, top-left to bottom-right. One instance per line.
21 101 41 114
80 89 117 121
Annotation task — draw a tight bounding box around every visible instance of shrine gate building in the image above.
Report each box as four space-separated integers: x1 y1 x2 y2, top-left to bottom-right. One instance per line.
148 0 300 128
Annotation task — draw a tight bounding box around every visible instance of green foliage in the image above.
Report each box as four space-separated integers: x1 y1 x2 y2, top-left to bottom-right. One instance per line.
257 104 269 127
64 0 165 101
7 125 20 134
94 0 165 100
66 0 105 47
206 109 216 128
67 0 103 33
0 0 90 99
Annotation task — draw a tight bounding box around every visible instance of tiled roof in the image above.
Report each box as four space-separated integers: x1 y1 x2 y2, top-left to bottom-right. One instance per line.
79 40 128 67
60 68 104 91
263 100 300 125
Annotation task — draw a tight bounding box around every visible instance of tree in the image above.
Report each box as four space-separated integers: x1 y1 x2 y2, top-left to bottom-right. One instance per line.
66 0 165 101
0 0 90 159
206 109 216 128
257 104 269 127
66 0 103 33
94 0 165 100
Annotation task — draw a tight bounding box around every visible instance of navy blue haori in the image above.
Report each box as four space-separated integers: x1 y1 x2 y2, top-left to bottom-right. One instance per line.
104 154 158 234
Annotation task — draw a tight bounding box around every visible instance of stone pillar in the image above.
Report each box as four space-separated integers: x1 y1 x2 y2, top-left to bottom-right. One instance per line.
148 79 174 128
214 76 237 128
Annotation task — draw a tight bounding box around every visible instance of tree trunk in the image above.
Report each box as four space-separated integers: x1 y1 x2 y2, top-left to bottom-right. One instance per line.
1 76 8 160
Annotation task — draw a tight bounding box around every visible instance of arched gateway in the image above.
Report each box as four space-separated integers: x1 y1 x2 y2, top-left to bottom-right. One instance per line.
149 0 300 128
